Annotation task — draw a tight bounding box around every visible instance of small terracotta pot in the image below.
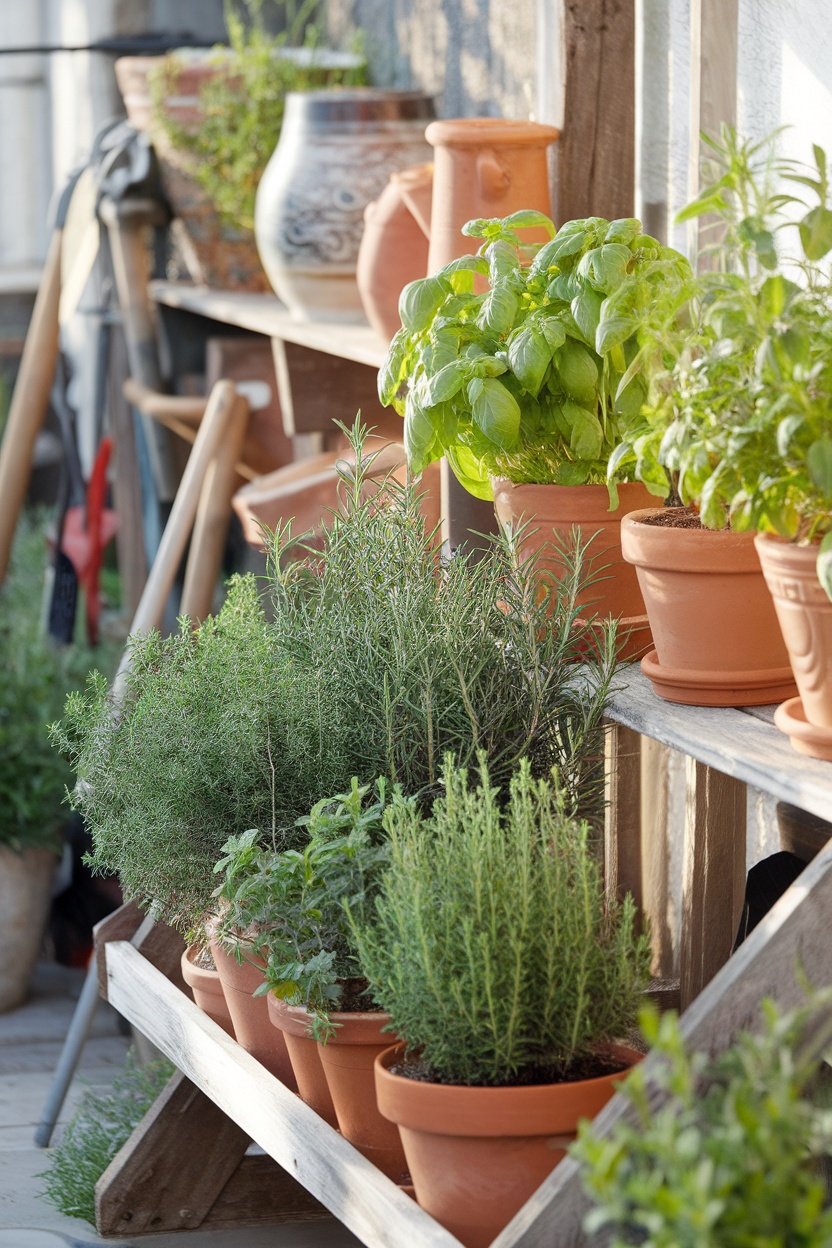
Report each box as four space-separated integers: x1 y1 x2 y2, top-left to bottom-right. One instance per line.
375 1043 641 1248
621 509 797 706
317 1011 407 1180
357 163 433 344
492 478 655 659
180 946 234 1035
267 995 337 1126
209 940 296 1088
755 533 832 758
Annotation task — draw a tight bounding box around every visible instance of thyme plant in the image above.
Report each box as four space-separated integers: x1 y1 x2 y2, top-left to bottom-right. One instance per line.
352 755 650 1087
51 574 338 935
573 999 832 1246
268 420 618 817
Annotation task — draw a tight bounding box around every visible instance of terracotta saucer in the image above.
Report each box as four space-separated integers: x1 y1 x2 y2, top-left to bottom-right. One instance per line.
640 649 798 707
774 697 832 761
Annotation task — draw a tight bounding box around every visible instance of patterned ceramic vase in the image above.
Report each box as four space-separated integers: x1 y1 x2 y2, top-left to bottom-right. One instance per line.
254 88 435 322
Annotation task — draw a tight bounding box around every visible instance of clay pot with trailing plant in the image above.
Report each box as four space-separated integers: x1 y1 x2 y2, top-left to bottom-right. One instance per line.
180 941 233 1035
379 209 691 655
352 757 648 1248
611 129 831 715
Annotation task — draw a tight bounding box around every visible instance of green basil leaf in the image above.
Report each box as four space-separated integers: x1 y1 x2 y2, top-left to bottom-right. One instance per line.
446 444 494 500
776 414 803 457
507 325 551 396
469 356 509 379
403 392 437 475
604 218 642 245
547 272 580 302
564 403 603 460
487 238 520 283
468 377 521 450
807 436 832 497
570 287 604 346
540 318 567 352
501 209 556 236
577 243 632 294
554 461 591 485
399 275 450 333
422 359 470 406
377 329 409 406
478 284 518 334
799 205 832 261
555 341 599 406
818 532 832 603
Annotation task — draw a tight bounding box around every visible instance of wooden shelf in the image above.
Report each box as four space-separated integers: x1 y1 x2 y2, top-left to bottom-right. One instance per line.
150 281 388 370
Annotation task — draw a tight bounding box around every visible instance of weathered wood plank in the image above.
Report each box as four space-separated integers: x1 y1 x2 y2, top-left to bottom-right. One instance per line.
96 1071 250 1236
555 0 635 223
94 904 187 1001
105 942 461 1248
603 721 642 909
494 835 832 1248
201 1153 332 1230
680 760 746 1009
640 737 677 977
605 670 832 824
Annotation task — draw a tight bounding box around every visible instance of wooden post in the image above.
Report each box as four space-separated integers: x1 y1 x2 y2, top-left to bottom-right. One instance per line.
640 736 677 977
680 759 746 1009
604 721 642 908
554 0 636 223
688 0 738 258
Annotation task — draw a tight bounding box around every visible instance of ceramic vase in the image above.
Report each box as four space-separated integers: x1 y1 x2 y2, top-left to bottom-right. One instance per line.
0 846 56 1012
255 89 435 322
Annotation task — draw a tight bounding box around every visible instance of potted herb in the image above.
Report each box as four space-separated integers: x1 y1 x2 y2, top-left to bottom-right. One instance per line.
114 0 366 290
378 210 690 653
354 755 650 1248
573 998 832 1245
612 129 832 721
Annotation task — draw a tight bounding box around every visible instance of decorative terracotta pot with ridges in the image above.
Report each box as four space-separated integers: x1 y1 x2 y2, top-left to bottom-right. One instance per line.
621 509 797 706
357 163 433 344
316 1012 407 1180
209 940 296 1088
375 1043 641 1248
755 533 832 759
492 479 655 660
267 995 337 1126
180 946 233 1035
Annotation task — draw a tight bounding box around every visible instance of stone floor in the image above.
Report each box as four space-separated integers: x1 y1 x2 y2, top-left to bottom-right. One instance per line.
0 961 360 1248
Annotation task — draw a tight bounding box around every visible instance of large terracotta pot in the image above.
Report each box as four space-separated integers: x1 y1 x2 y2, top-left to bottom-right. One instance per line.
492 479 655 660
255 89 435 323
316 1011 407 1180
425 118 560 551
621 509 797 706
267 995 337 1126
755 534 832 759
209 939 296 1088
180 946 234 1035
0 845 56 1012
114 54 270 292
375 1043 640 1248
356 163 433 343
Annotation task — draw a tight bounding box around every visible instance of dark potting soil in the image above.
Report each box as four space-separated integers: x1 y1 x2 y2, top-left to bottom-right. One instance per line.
639 507 729 531
390 1049 631 1088
336 976 384 1013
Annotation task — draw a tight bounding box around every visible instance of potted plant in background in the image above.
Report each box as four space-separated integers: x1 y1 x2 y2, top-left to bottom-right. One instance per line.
572 996 832 1244
354 755 649 1248
114 0 366 291
379 210 690 654
612 129 831 723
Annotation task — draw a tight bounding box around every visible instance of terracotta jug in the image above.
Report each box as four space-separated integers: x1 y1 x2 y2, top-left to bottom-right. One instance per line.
356 162 433 343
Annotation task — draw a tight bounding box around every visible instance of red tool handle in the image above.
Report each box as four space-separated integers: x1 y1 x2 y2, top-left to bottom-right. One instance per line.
84 437 112 646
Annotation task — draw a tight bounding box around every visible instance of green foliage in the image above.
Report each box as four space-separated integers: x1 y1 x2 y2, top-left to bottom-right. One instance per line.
213 778 399 1036
608 127 832 598
573 999 832 1246
379 211 690 498
39 1051 174 1224
351 755 650 1086
51 574 340 935
0 512 115 851
267 419 618 817
150 0 366 231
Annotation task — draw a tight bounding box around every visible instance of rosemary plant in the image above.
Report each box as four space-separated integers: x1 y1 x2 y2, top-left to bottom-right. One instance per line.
352 755 650 1087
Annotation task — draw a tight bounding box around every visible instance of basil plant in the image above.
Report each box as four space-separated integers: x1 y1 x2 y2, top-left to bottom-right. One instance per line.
378 210 690 501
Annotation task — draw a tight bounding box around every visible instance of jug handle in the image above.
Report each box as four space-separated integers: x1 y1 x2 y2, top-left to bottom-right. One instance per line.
476 150 511 201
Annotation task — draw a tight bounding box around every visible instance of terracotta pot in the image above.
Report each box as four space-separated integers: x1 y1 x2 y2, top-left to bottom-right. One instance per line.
209 940 296 1088
375 1043 640 1248
267 995 337 1126
425 118 560 276
255 89 435 322
755 534 832 759
0 845 56 1012
357 163 433 343
620 509 797 706
180 946 234 1035
492 479 655 660
317 1011 407 1180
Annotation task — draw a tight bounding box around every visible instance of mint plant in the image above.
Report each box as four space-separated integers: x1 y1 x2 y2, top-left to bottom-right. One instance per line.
378 210 690 500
